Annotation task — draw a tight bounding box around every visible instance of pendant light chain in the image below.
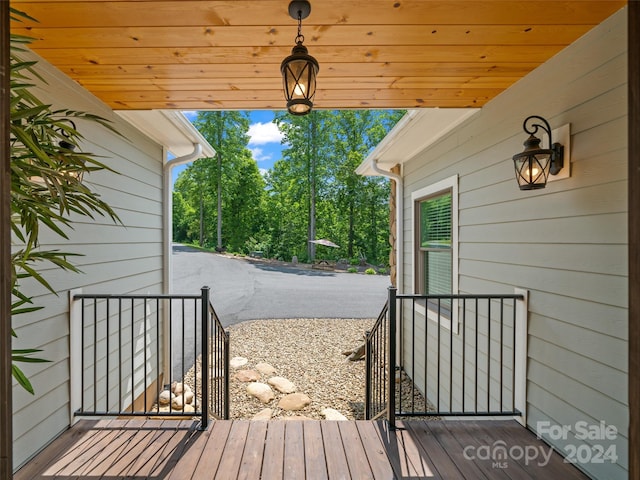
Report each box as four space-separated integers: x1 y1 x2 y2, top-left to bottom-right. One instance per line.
296 10 305 44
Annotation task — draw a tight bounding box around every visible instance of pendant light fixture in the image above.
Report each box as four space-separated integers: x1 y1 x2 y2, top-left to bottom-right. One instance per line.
281 0 319 115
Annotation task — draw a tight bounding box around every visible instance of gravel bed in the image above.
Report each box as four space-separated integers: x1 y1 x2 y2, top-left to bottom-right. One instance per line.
229 318 373 420
185 318 374 421
180 317 433 422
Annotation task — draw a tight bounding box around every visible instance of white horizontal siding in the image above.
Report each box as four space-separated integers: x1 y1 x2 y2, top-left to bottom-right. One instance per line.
12 51 166 470
401 7 628 480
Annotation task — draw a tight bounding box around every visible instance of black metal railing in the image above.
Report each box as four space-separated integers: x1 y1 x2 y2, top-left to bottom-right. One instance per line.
72 286 229 429
205 294 230 422
364 300 389 421
365 287 525 427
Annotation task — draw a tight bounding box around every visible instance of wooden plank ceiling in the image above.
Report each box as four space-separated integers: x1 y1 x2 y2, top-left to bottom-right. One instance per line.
10 0 626 111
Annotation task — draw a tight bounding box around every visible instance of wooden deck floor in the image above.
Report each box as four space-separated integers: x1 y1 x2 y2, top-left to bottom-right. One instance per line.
16 418 590 479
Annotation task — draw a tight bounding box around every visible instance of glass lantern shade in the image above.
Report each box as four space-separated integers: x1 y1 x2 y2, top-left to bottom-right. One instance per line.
281 43 319 115
513 134 553 190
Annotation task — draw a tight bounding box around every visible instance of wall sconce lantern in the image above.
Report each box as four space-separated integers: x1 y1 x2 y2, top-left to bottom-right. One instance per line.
281 0 319 115
57 120 77 151
512 115 565 190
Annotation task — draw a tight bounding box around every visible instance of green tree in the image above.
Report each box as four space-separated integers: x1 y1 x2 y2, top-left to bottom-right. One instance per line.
173 111 266 253
274 110 333 262
330 110 404 263
194 111 251 250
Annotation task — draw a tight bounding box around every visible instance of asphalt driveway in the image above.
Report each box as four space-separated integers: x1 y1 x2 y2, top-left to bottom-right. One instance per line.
171 244 390 326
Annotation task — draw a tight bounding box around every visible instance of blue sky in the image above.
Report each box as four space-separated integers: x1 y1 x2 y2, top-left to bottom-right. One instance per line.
173 110 285 183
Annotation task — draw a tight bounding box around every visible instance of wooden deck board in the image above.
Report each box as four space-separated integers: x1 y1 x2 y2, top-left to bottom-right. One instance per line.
214 420 250 480
283 421 306 479
320 420 351 479
355 421 396 480
260 420 285 479
237 421 268 480
404 420 468 478
338 421 376 479
303 421 328 480
421 420 491 480
16 418 591 480
191 419 232 479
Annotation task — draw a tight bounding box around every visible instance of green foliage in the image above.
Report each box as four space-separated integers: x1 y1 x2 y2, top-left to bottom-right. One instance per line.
365 268 377 275
173 109 405 267
347 267 358 273
10 9 121 393
172 111 266 252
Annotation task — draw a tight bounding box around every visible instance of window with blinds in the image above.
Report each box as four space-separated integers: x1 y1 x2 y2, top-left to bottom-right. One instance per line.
417 190 452 312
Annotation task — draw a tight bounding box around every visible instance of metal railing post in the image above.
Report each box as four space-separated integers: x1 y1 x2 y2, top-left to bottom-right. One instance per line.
364 330 372 419
388 286 397 429
200 286 210 430
224 330 230 419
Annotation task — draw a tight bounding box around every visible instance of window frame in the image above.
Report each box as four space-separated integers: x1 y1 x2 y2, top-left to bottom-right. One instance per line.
411 175 459 332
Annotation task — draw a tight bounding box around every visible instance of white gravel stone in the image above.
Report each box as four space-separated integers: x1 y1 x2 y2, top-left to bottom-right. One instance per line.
235 370 261 382
321 408 348 421
252 408 273 421
268 376 296 394
255 362 277 376
230 356 249 369
158 390 173 406
247 382 275 404
182 391 194 405
278 393 311 411
171 396 184 410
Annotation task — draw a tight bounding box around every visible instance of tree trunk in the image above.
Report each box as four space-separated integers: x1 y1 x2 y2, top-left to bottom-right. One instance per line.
308 117 317 261
216 152 222 250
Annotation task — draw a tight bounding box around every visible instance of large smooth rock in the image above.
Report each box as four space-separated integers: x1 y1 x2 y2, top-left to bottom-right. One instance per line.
235 369 261 382
255 362 276 376
278 393 311 411
171 396 184 410
230 356 249 369
252 408 273 421
321 408 348 421
173 382 189 394
247 382 275 404
158 390 173 406
268 376 296 394
182 391 195 405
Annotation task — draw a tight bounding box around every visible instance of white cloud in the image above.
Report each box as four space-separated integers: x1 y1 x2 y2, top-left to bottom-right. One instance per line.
259 168 269 177
181 110 198 122
250 147 273 163
248 122 283 145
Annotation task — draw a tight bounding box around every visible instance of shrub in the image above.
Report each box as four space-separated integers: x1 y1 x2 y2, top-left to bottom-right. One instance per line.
347 267 358 273
365 268 377 275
